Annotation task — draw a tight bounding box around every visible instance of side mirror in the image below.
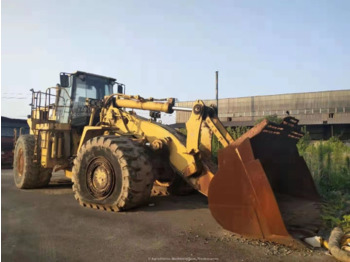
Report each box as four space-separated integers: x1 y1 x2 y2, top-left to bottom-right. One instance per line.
60 73 69 87
117 84 124 94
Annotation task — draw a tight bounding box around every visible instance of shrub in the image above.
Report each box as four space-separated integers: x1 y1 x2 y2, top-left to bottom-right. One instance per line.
298 136 350 231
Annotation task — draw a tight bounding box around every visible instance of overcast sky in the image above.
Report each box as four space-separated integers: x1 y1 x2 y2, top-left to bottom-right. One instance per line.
2 0 350 122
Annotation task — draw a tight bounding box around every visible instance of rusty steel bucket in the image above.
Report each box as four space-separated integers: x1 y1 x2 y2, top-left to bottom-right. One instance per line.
208 117 321 246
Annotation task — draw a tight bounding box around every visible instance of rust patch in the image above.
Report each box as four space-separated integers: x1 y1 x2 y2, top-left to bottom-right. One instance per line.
208 117 321 246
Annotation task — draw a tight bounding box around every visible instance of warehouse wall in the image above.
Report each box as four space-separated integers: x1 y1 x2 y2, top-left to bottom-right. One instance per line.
176 90 350 126
175 90 350 140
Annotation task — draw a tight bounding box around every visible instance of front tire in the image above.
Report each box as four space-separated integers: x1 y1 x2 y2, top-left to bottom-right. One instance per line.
13 135 52 189
72 136 154 211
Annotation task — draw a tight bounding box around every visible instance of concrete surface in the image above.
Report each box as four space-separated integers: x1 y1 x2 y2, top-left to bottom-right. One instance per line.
2 169 335 262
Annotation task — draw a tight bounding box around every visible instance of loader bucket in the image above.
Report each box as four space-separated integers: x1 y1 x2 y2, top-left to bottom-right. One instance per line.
208 117 321 246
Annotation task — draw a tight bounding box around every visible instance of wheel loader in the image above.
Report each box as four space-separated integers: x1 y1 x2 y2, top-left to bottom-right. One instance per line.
13 71 321 247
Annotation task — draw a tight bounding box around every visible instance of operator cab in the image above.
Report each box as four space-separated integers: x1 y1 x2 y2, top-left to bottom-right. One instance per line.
57 71 116 126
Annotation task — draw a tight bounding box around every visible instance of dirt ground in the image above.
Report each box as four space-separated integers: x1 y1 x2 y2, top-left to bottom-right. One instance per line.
1 169 336 262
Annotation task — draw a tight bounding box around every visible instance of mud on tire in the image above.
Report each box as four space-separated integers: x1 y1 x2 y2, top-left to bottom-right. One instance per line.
72 136 154 211
13 135 52 189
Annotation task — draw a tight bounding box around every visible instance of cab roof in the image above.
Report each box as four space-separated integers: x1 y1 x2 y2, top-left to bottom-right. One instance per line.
70 71 116 82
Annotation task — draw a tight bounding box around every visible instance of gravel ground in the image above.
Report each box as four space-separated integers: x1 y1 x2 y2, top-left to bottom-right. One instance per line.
1 169 336 262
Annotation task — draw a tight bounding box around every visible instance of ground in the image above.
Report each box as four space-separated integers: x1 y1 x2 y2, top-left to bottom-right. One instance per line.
1 169 336 262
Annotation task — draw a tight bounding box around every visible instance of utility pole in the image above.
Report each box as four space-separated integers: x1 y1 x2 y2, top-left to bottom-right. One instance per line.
216 71 219 112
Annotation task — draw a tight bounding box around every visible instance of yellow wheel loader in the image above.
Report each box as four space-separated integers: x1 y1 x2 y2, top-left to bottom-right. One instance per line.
13 71 321 247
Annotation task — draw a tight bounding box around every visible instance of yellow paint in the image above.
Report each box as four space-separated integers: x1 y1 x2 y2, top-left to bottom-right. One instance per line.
185 100 202 154
65 170 73 179
77 126 104 152
93 167 108 187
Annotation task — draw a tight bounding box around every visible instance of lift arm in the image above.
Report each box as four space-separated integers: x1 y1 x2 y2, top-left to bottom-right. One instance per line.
83 95 235 195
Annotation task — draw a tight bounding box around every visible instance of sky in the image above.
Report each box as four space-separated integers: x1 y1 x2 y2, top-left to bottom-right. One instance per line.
2 0 350 123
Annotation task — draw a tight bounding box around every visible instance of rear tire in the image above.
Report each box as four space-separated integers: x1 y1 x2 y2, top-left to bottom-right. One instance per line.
13 135 52 189
72 136 154 211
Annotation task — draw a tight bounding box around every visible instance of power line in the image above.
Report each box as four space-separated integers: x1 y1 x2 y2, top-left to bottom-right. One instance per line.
2 97 30 100
2 92 31 95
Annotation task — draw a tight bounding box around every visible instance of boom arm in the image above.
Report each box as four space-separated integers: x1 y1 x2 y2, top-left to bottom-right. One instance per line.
91 94 235 195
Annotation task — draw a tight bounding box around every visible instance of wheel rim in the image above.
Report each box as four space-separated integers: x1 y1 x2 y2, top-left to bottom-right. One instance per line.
86 157 115 200
17 148 24 177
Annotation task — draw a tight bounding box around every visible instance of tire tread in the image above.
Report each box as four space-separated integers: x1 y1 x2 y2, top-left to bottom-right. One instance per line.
72 136 154 211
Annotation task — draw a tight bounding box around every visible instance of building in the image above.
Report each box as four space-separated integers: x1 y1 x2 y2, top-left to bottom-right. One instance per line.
1 117 29 167
175 90 350 140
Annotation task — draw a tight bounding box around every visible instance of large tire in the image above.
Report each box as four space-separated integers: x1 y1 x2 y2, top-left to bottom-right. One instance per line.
13 135 52 189
72 136 154 211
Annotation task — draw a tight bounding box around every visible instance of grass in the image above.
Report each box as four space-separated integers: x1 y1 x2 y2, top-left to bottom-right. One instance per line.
298 135 350 232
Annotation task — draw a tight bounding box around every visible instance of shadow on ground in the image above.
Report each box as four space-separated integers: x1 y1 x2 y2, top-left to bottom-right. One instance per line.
23 171 209 211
